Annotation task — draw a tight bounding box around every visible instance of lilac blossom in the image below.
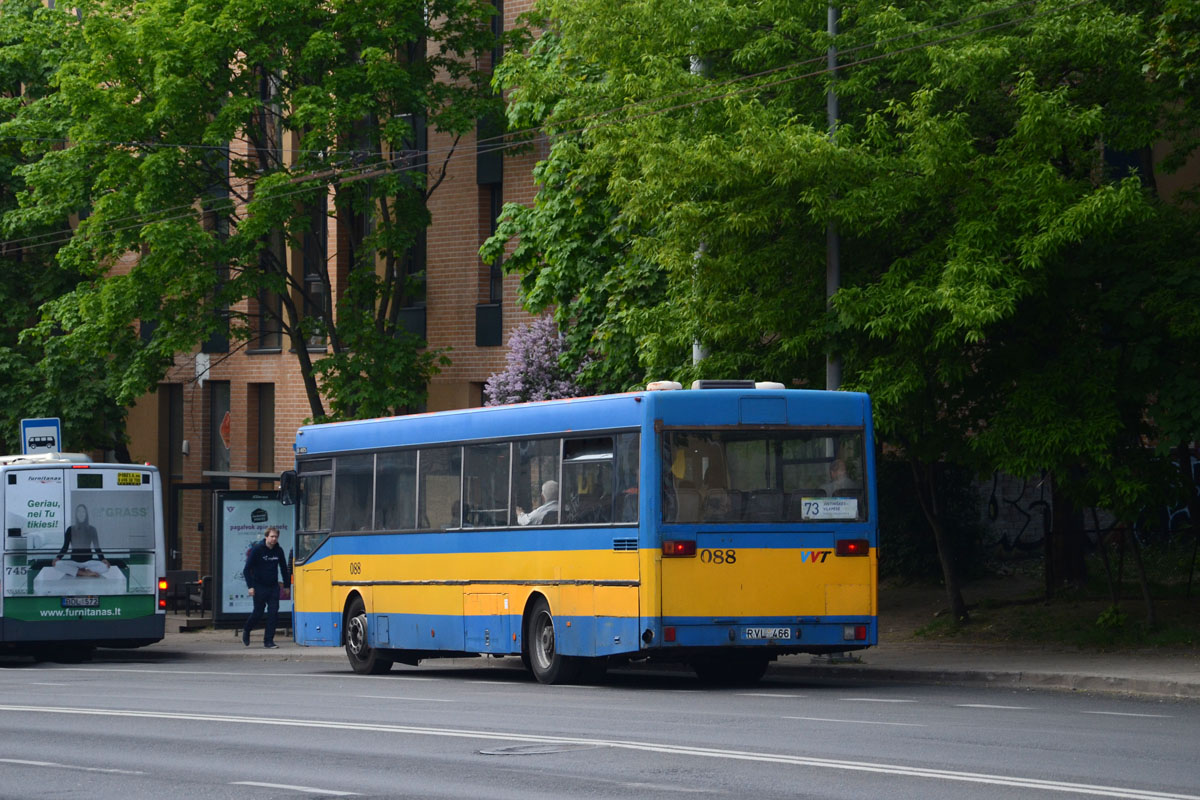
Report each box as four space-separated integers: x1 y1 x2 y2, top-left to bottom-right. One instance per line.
484 315 587 406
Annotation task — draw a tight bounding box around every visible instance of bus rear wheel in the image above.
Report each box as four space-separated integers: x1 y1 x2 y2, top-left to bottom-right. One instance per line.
345 597 393 675
690 654 770 686
525 597 581 685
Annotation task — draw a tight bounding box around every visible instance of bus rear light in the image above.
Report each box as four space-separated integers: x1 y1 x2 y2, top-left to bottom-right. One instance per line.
662 540 696 557
157 578 168 610
843 625 867 641
663 626 676 643
836 539 869 556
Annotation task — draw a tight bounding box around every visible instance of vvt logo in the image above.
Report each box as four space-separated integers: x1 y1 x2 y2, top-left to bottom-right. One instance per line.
799 550 832 564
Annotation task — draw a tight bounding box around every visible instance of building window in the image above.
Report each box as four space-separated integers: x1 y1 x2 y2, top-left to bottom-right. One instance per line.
254 383 275 474
209 381 231 486
255 229 284 350
303 196 329 349
167 383 184 480
488 183 503 303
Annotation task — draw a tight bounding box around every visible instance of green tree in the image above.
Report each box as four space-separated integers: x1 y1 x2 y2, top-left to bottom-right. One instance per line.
5 0 506 422
0 0 131 456
488 0 1200 620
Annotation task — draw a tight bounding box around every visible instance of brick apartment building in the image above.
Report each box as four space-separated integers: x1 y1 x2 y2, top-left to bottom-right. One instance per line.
124 1 539 574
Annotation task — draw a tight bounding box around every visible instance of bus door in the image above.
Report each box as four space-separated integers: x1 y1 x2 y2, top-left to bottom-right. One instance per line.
3 468 67 621
294 466 337 646
557 433 641 656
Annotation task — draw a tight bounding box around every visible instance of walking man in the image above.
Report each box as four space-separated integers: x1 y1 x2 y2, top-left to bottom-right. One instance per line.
242 527 290 648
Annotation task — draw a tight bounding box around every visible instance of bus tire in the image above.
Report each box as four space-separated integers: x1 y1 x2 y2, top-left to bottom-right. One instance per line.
525 597 581 685
690 654 770 686
344 597 393 675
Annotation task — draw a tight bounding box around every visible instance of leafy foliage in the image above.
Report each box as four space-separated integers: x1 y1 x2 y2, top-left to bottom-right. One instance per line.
4 0 508 422
0 0 129 456
488 0 1200 611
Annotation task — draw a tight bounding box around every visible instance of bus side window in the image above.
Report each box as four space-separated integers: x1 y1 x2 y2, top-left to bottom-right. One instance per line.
417 446 461 531
463 442 511 527
334 454 374 532
562 437 614 525
375 451 417 530
512 439 560 526
614 433 639 523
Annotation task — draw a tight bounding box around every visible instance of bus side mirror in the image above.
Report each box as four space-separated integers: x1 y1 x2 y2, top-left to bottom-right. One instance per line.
279 471 300 506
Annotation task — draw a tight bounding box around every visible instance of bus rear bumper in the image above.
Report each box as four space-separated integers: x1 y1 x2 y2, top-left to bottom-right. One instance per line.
0 614 165 649
648 616 877 652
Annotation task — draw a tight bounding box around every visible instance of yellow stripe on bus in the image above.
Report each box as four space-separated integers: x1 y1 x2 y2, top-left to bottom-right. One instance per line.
296 548 875 621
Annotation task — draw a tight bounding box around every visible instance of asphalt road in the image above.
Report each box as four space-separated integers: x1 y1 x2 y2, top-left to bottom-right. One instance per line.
0 648 1197 800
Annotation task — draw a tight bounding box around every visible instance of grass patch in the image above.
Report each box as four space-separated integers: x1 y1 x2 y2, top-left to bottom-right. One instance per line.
905 541 1200 649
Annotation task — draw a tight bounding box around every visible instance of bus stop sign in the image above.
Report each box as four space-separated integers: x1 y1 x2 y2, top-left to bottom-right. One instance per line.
20 417 62 454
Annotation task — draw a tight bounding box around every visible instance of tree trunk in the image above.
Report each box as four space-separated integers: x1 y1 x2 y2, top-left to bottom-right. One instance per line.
911 460 970 623
1128 530 1157 628
279 291 326 421
1045 472 1087 599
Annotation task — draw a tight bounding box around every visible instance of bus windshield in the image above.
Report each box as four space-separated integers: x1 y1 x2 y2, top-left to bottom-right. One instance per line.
662 429 867 523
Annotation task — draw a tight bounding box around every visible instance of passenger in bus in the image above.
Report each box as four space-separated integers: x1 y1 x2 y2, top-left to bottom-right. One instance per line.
516 480 558 526
822 456 858 496
52 504 109 576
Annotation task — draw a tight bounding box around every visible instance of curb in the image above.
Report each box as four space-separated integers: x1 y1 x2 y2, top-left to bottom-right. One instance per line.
770 662 1200 700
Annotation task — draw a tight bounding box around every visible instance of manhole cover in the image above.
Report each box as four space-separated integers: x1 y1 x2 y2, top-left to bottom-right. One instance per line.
479 743 602 756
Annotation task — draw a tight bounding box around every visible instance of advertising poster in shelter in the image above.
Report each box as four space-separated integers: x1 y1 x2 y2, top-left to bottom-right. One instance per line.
213 491 293 626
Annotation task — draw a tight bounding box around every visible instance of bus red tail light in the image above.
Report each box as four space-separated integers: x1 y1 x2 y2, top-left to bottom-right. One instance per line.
662 540 696 557
836 539 869 557
157 578 168 610
843 624 867 641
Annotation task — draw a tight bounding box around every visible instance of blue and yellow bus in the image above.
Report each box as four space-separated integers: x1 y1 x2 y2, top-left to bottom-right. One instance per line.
285 382 877 684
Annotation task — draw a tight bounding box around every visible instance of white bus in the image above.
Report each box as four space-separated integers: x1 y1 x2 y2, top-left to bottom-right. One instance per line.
1 453 167 660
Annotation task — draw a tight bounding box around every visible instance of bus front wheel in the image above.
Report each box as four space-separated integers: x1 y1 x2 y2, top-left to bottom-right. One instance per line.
525 597 581 685
345 597 393 675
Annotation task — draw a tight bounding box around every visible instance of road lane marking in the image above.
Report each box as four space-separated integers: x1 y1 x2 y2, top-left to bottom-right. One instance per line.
31 666 438 681
841 698 917 703
1082 711 1173 719
956 704 1032 710
232 781 358 796
2 704 1196 800
0 757 144 775
739 693 806 698
354 695 453 703
784 716 926 728
29 682 70 686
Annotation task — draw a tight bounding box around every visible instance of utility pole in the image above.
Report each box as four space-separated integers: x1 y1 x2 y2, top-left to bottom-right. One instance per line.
691 51 711 367
825 5 842 391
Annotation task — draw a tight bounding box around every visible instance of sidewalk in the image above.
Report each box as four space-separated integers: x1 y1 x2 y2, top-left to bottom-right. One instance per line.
160 615 1200 699
778 643 1200 700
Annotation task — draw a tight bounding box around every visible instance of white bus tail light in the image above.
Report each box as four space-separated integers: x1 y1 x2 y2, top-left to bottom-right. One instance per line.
843 625 867 641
